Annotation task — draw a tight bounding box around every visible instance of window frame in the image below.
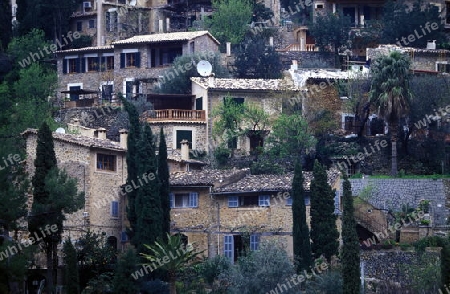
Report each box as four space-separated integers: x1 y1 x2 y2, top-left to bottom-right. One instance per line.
96 153 117 172
111 201 119 218
228 196 239 208
250 234 259 251
170 192 198 208
258 195 270 207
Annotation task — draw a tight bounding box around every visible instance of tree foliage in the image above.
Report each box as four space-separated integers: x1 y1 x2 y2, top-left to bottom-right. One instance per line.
309 160 339 261
234 35 282 79
206 0 253 45
158 128 171 241
341 175 360 294
112 248 140 294
369 51 411 176
266 114 316 157
292 161 313 272
63 238 80 294
308 11 352 67
156 52 229 94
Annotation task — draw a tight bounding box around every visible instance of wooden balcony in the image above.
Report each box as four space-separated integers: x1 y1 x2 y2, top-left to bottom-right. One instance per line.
147 109 206 122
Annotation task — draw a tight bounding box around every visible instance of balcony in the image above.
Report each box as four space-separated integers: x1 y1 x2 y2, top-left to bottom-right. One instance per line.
147 109 206 122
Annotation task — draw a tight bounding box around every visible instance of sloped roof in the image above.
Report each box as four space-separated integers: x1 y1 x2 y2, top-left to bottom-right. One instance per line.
191 77 298 91
56 45 114 54
21 129 126 152
170 168 250 186
213 169 341 193
113 31 219 45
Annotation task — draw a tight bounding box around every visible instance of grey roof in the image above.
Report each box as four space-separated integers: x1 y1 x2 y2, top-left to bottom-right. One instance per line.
213 169 341 193
56 45 114 54
112 30 219 45
21 129 126 152
191 77 298 91
170 168 250 186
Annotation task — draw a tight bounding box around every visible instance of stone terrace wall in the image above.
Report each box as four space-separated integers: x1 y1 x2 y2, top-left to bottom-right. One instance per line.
361 248 441 289
348 178 449 225
279 51 335 68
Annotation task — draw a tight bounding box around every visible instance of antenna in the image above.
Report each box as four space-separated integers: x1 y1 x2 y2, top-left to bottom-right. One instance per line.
55 127 66 134
196 60 212 77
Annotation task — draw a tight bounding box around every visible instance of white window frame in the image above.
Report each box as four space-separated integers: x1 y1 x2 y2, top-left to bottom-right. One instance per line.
258 195 270 207
85 54 99 72
170 192 198 208
64 55 79 74
66 83 83 99
436 61 450 73
228 196 239 207
172 127 197 150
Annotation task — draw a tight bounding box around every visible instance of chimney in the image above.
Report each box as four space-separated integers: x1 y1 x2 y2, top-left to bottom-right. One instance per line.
291 60 298 71
72 118 80 126
97 127 107 140
226 42 231 56
159 19 164 33
180 139 189 160
269 37 274 47
119 129 128 149
208 73 215 88
97 0 103 46
166 18 170 33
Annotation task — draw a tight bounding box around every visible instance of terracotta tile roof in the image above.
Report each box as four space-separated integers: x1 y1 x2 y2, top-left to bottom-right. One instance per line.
112 30 219 45
56 45 114 54
167 155 206 165
170 168 250 186
213 168 341 193
191 77 298 91
21 129 126 152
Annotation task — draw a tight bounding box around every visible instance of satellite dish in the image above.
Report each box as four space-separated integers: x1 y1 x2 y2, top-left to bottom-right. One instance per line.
197 60 212 77
55 127 66 134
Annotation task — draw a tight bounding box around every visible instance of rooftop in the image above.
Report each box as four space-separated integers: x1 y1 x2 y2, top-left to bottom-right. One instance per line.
21 129 126 152
191 77 298 91
170 168 250 186
113 31 219 45
213 168 341 193
56 45 114 54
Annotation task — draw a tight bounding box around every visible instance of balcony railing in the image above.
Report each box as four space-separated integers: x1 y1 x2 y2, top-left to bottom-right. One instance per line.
147 109 206 122
277 43 317 52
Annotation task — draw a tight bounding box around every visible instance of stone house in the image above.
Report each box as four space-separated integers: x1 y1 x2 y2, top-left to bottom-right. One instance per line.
56 30 219 108
191 77 298 154
169 167 341 261
22 127 129 251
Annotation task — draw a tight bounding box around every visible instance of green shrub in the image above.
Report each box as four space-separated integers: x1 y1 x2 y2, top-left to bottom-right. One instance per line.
214 146 230 166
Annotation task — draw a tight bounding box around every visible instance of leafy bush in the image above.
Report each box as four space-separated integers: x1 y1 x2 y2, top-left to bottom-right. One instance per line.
214 146 231 166
304 270 343 294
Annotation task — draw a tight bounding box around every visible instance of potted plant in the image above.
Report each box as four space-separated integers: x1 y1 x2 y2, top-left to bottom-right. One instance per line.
419 199 430 214
420 219 430 226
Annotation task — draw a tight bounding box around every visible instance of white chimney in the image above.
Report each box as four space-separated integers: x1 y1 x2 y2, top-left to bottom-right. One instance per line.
119 129 128 149
269 36 274 47
300 38 305 51
208 74 215 87
159 19 164 33
97 0 103 46
97 127 107 140
180 139 189 160
291 60 298 71
427 40 436 50
226 42 231 56
166 18 170 33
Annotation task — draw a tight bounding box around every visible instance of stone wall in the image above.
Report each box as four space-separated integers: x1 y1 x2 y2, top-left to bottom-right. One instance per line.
361 248 441 289
279 51 335 69
148 122 208 152
348 178 449 226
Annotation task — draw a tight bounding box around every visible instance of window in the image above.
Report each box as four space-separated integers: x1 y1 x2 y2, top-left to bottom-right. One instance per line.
120 52 140 68
102 84 113 102
250 235 259 251
76 21 82 32
87 57 99 71
224 235 234 261
170 192 198 208
286 197 292 206
66 58 78 74
97 153 116 171
107 236 117 250
176 130 192 149
105 56 114 70
106 10 118 32
150 47 182 66
227 137 237 149
228 196 239 207
437 62 450 73
258 195 270 207
89 19 95 29
196 97 203 110
111 201 119 217
334 191 340 215
121 231 128 242
69 85 81 101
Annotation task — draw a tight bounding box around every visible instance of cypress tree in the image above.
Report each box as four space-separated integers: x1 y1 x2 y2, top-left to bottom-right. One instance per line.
120 95 141 244
310 160 339 261
158 128 171 239
292 160 313 272
112 248 140 294
342 175 361 294
63 238 80 294
134 124 162 255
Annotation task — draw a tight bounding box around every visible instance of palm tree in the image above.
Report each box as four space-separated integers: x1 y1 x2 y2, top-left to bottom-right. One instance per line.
369 50 412 176
141 233 204 294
